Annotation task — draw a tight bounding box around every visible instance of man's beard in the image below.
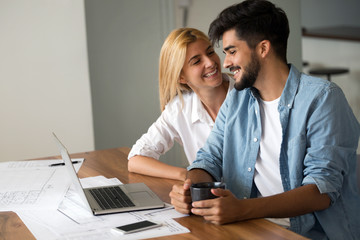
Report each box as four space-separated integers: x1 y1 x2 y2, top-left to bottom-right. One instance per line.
234 52 260 91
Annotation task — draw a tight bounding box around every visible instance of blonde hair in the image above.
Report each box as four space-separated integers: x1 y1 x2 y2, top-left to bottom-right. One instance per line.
159 28 211 111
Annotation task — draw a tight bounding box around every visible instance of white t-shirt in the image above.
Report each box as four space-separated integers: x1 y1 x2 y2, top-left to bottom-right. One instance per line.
254 97 290 228
128 74 234 164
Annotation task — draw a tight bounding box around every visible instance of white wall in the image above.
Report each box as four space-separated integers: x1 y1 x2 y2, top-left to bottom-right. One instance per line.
84 0 174 150
0 0 94 162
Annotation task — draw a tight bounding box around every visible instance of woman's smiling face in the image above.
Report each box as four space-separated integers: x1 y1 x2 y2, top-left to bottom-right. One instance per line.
180 39 222 92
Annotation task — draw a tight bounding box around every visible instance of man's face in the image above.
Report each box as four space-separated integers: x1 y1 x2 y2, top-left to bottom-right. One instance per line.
222 29 260 91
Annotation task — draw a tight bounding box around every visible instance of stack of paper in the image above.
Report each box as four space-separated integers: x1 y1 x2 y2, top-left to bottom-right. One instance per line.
0 160 189 239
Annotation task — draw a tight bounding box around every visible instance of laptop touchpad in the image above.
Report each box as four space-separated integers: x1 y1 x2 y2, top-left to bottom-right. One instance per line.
130 191 152 203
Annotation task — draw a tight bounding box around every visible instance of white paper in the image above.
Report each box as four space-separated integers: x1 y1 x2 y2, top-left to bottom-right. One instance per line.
16 176 189 240
0 158 83 171
19 209 189 240
0 159 83 211
139 203 188 221
66 218 190 240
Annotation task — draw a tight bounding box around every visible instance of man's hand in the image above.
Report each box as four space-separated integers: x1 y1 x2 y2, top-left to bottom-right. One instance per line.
191 184 331 225
170 169 215 214
169 179 193 214
191 188 242 225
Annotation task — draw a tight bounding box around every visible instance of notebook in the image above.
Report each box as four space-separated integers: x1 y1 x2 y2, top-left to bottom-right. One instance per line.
52 133 164 215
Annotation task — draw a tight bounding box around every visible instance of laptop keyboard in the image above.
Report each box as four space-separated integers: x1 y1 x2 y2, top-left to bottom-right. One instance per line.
89 186 135 210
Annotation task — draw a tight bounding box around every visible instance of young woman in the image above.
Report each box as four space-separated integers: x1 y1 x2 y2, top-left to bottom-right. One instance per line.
128 28 234 181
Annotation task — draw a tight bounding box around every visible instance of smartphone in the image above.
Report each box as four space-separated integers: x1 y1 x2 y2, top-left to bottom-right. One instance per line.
112 220 162 234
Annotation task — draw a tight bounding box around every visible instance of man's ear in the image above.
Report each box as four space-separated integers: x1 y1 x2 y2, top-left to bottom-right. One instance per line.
258 40 270 58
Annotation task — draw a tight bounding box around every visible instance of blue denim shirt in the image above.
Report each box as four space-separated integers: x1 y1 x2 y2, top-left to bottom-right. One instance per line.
188 65 360 239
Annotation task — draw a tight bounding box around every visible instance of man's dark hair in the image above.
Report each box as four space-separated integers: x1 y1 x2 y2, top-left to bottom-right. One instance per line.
208 0 289 62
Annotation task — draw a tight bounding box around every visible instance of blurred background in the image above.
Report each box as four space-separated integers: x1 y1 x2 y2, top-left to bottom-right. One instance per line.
1 0 359 166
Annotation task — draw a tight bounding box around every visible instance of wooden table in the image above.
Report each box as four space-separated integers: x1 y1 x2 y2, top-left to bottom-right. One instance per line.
0 148 308 240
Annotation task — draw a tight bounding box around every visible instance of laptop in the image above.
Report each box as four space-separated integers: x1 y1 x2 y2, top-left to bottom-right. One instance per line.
52 133 164 215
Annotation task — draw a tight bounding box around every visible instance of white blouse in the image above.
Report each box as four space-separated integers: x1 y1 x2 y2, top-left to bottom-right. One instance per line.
128 74 234 164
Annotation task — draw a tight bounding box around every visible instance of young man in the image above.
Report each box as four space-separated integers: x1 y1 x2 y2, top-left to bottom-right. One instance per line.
169 0 360 239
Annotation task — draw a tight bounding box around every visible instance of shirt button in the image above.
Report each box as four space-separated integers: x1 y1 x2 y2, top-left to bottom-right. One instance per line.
255 110 258 114
247 167 252 172
287 104 291 108
253 138 258 142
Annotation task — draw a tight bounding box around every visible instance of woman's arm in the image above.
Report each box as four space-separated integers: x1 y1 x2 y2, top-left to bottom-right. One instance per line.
128 155 187 181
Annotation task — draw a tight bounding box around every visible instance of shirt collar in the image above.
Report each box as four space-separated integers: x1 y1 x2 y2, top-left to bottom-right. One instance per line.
249 64 300 110
279 64 301 110
191 91 214 126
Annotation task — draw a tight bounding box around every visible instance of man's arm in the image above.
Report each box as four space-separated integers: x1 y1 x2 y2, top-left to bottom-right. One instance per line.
187 168 215 183
191 184 330 225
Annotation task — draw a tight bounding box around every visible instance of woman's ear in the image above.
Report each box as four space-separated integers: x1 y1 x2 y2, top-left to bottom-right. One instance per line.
179 72 187 84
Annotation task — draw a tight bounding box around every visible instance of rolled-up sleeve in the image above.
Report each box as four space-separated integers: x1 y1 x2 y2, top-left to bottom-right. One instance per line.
302 85 360 204
128 106 179 160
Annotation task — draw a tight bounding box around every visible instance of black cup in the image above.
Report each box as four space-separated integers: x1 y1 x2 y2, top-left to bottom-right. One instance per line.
190 182 226 202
